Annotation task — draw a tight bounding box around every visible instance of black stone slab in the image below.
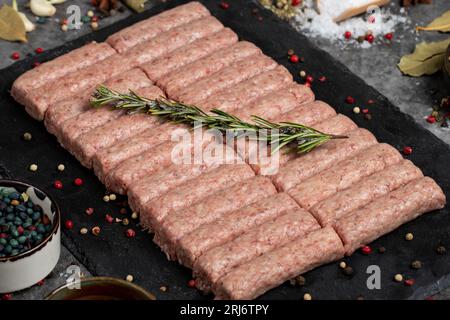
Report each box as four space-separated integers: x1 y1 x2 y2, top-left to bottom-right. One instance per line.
0 0 449 300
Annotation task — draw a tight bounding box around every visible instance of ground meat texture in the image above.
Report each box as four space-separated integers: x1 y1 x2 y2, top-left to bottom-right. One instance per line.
272 128 377 191
194 207 321 293
177 192 300 268
140 164 254 231
288 143 403 210
173 54 277 105
159 41 262 97
311 160 423 227
106 1 210 53
127 144 239 214
123 16 224 69
11 42 115 107
335 177 446 255
70 103 167 169
197 66 293 113
153 176 277 260
92 122 185 182
23 54 131 120
56 86 163 156
213 226 345 300
141 28 238 82
233 84 314 122
44 68 151 135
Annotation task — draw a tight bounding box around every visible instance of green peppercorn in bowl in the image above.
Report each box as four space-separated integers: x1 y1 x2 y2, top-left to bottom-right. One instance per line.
0 179 61 293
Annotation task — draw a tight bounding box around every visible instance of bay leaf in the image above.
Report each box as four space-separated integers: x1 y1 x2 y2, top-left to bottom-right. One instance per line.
417 10 450 33
0 5 27 42
398 39 450 77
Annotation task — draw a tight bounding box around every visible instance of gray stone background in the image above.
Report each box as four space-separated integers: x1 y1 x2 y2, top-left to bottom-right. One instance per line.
1 0 450 299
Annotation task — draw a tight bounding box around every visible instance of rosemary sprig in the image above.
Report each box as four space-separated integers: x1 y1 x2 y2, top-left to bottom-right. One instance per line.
90 85 347 154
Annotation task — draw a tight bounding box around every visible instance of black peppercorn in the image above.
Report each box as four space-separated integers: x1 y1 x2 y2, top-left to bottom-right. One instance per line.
411 260 422 269
437 246 446 255
378 246 386 254
289 275 306 286
343 266 354 276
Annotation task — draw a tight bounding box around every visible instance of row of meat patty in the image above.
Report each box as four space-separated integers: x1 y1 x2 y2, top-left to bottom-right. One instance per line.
12 1 446 300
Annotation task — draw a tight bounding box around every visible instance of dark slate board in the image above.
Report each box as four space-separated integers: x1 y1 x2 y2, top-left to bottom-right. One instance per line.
1 0 450 300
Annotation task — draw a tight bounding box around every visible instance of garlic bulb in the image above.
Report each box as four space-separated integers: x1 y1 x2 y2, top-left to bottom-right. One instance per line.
30 0 57 17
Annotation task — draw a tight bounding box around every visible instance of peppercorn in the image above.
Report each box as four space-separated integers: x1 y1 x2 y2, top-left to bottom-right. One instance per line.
11 52 20 60
394 274 403 282
105 214 114 223
426 115 437 124
344 31 352 39
61 24 68 32
131 212 138 220
289 275 306 286
403 146 413 155
405 233 414 241
74 178 83 186
303 293 312 300
29 164 38 172
64 220 73 230
287 49 294 56
220 1 229 9
126 274 133 282
91 226 101 236
57 164 65 171
345 96 355 104
37 279 45 286
305 75 314 83
291 0 301 6
187 279 196 288
299 70 306 78
109 193 117 201
122 218 130 226
1 293 12 300
353 107 361 114
343 266 353 276
437 246 446 255
339 261 346 269
411 260 422 269
364 114 372 120
290 54 299 63
85 207 94 216
23 132 32 141
91 22 98 30
35 47 44 54
365 34 375 43
125 228 136 238
361 245 372 255
404 279 415 286
318 76 326 82
79 227 88 235
160 286 167 292
378 246 386 254
385 33 393 40
87 10 94 17
54 180 63 190
103 195 110 202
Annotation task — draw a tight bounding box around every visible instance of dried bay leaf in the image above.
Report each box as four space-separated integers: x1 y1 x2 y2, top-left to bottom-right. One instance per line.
417 10 450 33
0 4 27 42
398 39 450 77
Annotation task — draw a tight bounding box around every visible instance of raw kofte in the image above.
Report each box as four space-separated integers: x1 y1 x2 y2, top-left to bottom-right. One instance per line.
193 207 321 293
44 68 151 135
177 193 300 268
11 42 116 110
213 227 345 300
141 28 238 82
158 41 262 97
335 177 446 255
106 1 211 52
311 160 424 227
153 176 278 260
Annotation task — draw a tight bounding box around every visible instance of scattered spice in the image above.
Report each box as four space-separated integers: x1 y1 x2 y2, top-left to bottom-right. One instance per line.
57 164 65 171
105 214 114 223
35 47 43 54
365 34 375 44
411 260 422 269
23 132 32 141
305 75 314 83
289 275 306 286
394 274 403 282
339 261 346 269
11 52 20 60
345 96 355 104
1 293 12 300
79 227 88 235
289 54 299 63
37 279 45 286
299 70 306 77
29 164 38 172
303 293 312 300
125 228 135 238
318 76 326 82
53 180 63 190
125 274 133 282
122 218 129 226
91 226 101 236
287 48 294 56
343 266 354 276
64 220 73 230
384 33 393 41
219 1 229 9
361 245 372 255
405 233 414 241
437 245 446 255
364 114 372 120
159 286 167 292
404 279 415 286
109 193 117 201
353 107 361 114
403 146 413 155
131 212 138 220
85 207 94 216
378 246 386 254
73 178 83 186
362 108 369 114
103 195 110 202
91 21 98 30
187 279 196 288
120 207 127 214
87 10 94 17
61 24 68 32
344 31 352 40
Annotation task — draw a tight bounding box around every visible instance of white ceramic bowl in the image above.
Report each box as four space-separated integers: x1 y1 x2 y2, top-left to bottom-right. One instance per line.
0 180 61 293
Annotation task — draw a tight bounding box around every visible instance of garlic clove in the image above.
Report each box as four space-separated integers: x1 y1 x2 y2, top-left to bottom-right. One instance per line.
30 0 57 17
18 12 36 32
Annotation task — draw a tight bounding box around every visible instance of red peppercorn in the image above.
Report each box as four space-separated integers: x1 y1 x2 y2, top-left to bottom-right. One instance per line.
54 180 63 190
426 115 437 124
405 279 415 286
37 279 45 286
64 220 74 230
74 178 83 186
344 31 352 40
403 146 413 155
305 75 314 83
290 54 299 63
105 214 114 223
361 245 372 255
318 76 326 82
17 226 24 235
1 293 12 300
35 47 44 54
385 33 393 41
85 207 94 216
345 96 355 104
219 1 229 9
362 108 369 114
187 279 196 288
367 99 375 104
291 0 301 6
125 228 136 238
11 52 20 60
91 16 98 22
365 34 375 43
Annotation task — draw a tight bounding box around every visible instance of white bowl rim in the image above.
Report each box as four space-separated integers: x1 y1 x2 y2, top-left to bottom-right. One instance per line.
0 179 61 263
